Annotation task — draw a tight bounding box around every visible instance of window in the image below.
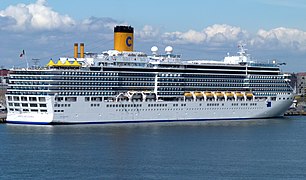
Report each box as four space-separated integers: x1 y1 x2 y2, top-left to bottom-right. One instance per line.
22 103 28 107
91 97 102 102
39 97 46 102
29 97 37 101
30 104 38 107
13 96 20 101
55 97 63 102
21 96 27 101
39 104 47 107
65 97 77 102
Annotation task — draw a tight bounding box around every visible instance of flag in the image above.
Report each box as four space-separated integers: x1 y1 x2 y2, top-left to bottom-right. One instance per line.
20 50 25 58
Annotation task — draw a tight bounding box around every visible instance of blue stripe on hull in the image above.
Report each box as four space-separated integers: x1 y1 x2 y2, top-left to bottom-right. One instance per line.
53 116 282 125
5 121 51 125
5 116 283 125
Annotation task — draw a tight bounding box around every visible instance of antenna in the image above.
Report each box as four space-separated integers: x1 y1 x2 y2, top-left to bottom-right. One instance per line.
32 58 40 68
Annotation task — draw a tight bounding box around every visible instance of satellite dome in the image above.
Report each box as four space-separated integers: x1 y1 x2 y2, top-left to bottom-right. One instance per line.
151 46 158 55
165 46 173 54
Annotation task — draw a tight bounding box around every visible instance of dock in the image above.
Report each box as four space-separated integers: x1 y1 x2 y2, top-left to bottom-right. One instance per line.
284 108 306 116
0 113 6 123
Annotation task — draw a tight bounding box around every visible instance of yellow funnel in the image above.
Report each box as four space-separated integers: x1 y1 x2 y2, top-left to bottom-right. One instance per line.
80 43 85 58
74 43 78 58
114 26 134 52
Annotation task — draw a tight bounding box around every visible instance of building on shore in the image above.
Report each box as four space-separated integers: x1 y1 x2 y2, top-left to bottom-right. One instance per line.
0 69 9 111
0 69 9 84
296 72 306 96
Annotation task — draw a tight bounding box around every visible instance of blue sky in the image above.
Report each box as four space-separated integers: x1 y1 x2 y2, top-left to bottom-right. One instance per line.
0 0 306 72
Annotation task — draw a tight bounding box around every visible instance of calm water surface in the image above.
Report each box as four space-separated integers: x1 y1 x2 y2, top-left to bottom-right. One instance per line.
1 116 306 179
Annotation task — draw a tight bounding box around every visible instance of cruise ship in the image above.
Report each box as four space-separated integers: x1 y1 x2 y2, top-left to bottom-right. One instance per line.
5 26 294 124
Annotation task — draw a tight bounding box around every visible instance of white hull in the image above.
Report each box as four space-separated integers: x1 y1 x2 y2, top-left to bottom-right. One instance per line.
6 94 294 125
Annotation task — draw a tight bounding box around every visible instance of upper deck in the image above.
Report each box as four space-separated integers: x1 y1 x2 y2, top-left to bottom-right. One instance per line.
31 44 281 75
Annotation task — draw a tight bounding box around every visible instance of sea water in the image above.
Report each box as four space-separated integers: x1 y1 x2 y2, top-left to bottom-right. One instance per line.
1 116 306 179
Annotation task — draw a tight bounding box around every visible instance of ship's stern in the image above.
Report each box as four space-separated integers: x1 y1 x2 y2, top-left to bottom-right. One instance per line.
5 95 54 124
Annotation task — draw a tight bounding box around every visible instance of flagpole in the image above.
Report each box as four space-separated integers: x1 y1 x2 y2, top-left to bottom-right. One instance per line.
21 50 29 69
25 53 29 69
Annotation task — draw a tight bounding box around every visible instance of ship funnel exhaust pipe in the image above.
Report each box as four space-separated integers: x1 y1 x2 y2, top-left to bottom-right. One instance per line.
80 43 85 58
74 43 78 58
114 26 134 52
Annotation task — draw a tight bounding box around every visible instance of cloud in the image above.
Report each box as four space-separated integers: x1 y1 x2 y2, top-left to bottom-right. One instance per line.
163 30 206 44
80 16 121 32
162 24 248 45
1 0 305 52
0 0 75 31
160 24 306 53
204 24 248 43
137 25 160 40
0 0 306 72
0 0 123 33
251 27 306 51
0 16 16 27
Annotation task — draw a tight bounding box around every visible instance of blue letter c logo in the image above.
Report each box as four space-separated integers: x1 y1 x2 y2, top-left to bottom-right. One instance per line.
126 36 132 47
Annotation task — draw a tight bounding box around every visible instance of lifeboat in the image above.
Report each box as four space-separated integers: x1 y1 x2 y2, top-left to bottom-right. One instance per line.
132 93 143 101
205 92 214 99
127 91 143 101
184 92 193 97
143 91 156 101
225 92 233 96
194 91 204 98
205 92 213 96
215 92 224 98
246 92 253 97
246 92 254 99
235 92 244 99
225 92 234 99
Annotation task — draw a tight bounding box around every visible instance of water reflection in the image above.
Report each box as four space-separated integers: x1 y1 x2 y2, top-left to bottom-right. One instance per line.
5 124 55 134
3 117 293 135
0 116 305 179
